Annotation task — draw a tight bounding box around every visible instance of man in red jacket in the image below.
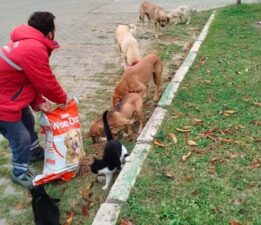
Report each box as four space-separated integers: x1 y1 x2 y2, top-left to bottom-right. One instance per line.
0 12 68 188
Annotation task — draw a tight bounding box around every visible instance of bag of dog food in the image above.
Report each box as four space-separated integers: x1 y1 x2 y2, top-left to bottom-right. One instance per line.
33 99 85 186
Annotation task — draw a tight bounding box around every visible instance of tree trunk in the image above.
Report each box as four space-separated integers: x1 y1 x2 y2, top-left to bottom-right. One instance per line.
237 0 241 4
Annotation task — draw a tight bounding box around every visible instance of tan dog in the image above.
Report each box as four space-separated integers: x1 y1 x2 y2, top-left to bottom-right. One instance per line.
88 93 144 143
112 53 162 106
116 24 141 69
139 1 170 38
167 5 192 25
64 128 84 164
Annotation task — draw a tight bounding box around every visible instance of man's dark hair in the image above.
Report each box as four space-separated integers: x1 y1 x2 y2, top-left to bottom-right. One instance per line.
28 12 55 36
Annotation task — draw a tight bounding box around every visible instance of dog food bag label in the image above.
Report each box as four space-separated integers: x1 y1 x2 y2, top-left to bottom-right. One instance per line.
33 99 85 186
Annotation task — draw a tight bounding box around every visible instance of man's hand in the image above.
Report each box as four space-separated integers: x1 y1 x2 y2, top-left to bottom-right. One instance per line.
38 102 51 112
58 99 71 110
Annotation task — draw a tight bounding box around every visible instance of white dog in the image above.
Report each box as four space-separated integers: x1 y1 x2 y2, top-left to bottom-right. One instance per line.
115 24 141 69
167 5 192 25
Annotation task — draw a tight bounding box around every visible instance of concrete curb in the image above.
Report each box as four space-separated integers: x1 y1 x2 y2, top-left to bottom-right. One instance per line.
92 10 216 225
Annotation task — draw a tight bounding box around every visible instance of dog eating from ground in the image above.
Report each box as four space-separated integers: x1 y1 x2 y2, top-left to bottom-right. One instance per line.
167 5 192 25
64 128 84 164
88 93 143 143
112 53 162 106
116 24 141 69
139 1 170 38
90 110 129 190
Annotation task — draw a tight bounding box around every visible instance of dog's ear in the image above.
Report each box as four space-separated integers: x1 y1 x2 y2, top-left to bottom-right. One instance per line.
167 16 170 24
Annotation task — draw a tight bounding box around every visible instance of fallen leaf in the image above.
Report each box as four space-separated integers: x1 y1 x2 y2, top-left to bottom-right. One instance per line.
255 121 261 126
191 190 200 196
153 140 165 147
253 102 261 107
229 220 242 225
165 171 175 178
250 158 261 169
172 114 180 119
168 133 177 144
223 110 237 116
211 157 224 165
184 176 193 181
195 56 206 68
64 211 74 225
176 128 191 132
209 165 216 174
218 137 234 143
188 140 197 146
81 183 93 202
193 118 203 126
15 202 24 210
227 154 238 159
81 205 90 217
199 129 215 139
120 219 135 225
182 151 192 161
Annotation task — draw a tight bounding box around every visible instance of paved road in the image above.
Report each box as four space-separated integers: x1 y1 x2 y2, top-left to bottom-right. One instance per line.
0 0 260 129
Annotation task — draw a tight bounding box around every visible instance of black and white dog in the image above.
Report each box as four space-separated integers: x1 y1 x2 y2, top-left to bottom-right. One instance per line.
90 110 129 190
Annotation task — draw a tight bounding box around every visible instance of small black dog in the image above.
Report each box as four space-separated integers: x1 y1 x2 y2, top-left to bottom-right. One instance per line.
90 110 129 190
30 185 60 225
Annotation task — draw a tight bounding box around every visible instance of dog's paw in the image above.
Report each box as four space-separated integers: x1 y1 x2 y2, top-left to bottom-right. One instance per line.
102 185 108 190
97 176 106 183
125 156 131 162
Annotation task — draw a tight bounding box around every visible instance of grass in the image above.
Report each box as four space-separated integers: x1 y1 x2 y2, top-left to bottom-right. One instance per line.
119 4 261 225
0 10 211 225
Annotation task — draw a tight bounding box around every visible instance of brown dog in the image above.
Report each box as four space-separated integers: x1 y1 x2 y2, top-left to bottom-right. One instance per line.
116 24 141 69
88 93 144 143
139 1 170 38
112 53 162 106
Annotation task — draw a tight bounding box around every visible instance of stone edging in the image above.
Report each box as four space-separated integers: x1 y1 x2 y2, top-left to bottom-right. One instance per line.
92 10 216 225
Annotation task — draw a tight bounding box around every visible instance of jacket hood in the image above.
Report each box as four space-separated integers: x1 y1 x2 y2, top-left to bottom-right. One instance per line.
10 24 60 50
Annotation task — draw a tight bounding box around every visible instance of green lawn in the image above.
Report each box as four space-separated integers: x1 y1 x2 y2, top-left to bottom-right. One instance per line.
119 4 261 225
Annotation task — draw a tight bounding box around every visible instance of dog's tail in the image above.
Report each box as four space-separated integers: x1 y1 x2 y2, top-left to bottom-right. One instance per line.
129 24 137 34
102 110 113 141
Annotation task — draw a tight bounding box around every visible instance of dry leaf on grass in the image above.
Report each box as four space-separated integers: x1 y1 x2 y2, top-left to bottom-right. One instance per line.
211 157 225 165
153 140 165 147
188 140 197 146
250 158 261 169
193 118 203 126
15 202 24 210
229 220 242 225
168 133 177 144
63 211 74 225
81 205 90 217
253 102 261 107
218 137 234 143
182 151 192 161
165 171 175 178
81 183 93 202
120 219 135 225
176 128 191 132
222 110 237 116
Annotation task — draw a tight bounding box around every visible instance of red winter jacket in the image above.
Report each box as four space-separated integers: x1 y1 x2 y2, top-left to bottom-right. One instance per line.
0 25 67 122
